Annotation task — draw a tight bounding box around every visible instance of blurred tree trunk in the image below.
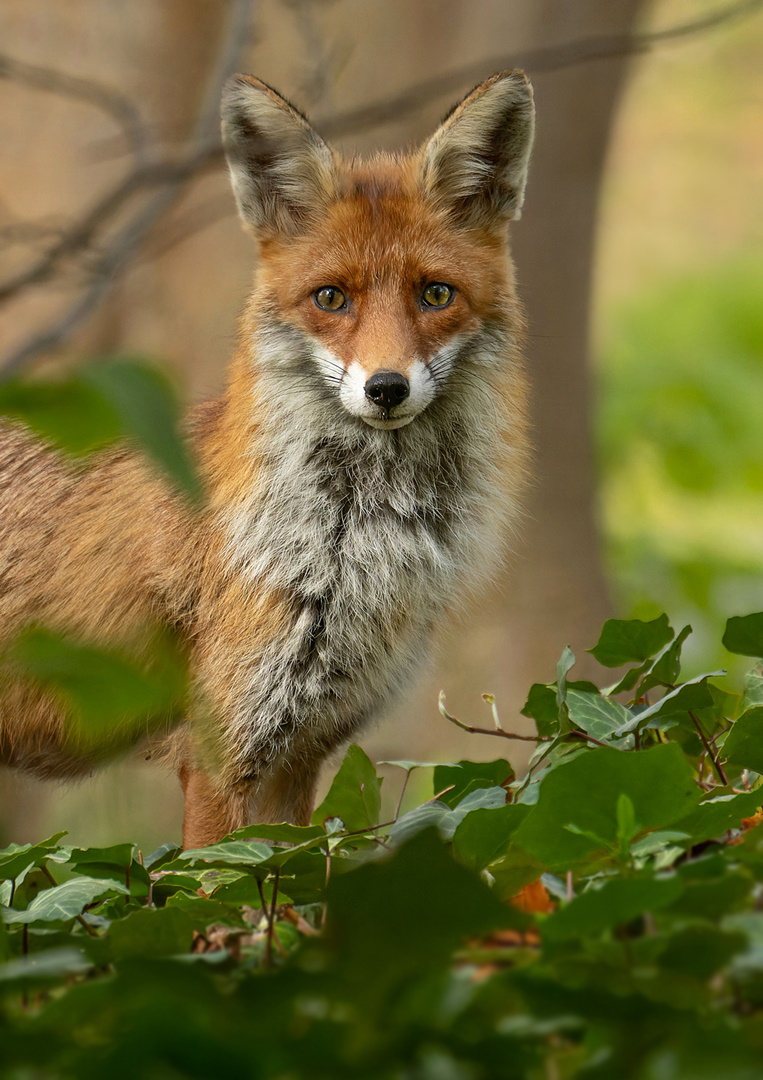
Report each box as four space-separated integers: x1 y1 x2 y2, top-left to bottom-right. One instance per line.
367 0 646 766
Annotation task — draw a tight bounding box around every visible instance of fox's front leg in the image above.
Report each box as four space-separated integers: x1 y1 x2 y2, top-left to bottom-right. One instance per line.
179 764 251 849
250 753 323 827
179 755 322 847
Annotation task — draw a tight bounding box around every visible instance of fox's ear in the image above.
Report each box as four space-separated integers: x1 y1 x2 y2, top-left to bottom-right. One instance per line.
420 71 535 229
221 75 337 236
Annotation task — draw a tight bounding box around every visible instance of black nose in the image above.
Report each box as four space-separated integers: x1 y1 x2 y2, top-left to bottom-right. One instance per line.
364 371 410 411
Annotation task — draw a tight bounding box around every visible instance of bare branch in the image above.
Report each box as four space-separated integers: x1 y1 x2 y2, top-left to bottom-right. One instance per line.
439 692 546 742
319 0 763 139
0 0 253 377
0 52 150 163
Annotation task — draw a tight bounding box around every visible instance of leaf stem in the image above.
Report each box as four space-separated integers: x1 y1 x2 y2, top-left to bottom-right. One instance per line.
689 711 728 785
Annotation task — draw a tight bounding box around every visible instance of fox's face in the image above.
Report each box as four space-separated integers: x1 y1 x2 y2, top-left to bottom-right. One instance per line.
222 72 535 430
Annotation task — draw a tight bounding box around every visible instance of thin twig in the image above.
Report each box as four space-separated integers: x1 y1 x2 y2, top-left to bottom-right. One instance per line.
439 692 548 742
0 52 150 163
393 770 411 820
0 0 253 375
689 710 728 786
265 868 280 970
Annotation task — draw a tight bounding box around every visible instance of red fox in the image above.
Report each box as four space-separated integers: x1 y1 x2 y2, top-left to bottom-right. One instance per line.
0 72 534 847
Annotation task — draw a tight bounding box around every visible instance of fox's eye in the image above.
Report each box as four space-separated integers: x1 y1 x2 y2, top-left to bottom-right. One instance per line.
314 286 347 312
422 283 455 309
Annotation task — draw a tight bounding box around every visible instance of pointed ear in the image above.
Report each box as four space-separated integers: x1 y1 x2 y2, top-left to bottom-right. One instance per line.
420 71 535 230
221 75 337 236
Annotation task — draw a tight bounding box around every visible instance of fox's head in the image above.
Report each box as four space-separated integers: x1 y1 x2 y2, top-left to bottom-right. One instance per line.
221 72 534 430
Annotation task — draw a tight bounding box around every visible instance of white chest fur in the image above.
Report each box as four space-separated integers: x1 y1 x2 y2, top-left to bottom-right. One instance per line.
218 350 513 777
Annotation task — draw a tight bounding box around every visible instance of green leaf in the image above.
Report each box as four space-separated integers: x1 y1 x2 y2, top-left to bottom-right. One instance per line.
671 790 763 843
171 841 273 870
108 907 194 959
311 744 382 831
230 823 325 845
84 358 201 502
0 378 122 456
616 793 638 848
452 804 531 871
658 926 747 979
520 684 559 737
589 614 673 668
2 876 128 924
608 626 692 696
0 357 201 501
723 706 763 773
512 744 699 870
723 613 763 658
378 760 445 771
743 666 763 709
432 760 513 808
542 875 683 942
0 833 67 881
324 829 522 993
566 689 632 741
67 843 135 868
614 673 722 736
0 948 92 987
5 625 186 749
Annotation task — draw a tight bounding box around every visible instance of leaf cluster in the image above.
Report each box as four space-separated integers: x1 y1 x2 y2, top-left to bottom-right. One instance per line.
1 614 763 1078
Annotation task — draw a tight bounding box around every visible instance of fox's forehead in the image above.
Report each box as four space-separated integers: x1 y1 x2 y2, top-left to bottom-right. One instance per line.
260 159 508 306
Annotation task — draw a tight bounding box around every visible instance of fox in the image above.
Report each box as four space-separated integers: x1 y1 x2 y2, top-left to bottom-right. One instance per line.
0 71 534 848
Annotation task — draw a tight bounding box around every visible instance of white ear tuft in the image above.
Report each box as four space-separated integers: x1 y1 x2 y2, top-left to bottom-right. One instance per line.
420 71 535 229
221 76 337 236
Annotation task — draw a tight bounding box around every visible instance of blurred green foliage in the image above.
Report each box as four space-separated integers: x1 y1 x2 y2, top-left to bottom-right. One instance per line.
1 614 763 1078
598 256 763 665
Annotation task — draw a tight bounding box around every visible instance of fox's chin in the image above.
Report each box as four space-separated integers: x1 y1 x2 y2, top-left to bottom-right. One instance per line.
361 413 417 430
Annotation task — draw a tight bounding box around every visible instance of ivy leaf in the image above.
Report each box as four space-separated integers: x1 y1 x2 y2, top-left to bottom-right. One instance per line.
566 689 632 741
432 760 512 808
723 613 763 658
589 614 673 668
170 841 273 870
722 706 763 773
2 876 128 924
613 673 723 736
512 744 699 870
520 684 559 737
0 833 67 882
312 745 382 832
451 804 532 871
542 875 683 942
742 666 763 709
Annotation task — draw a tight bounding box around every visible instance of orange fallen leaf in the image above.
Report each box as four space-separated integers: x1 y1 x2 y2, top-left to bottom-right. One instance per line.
511 879 555 914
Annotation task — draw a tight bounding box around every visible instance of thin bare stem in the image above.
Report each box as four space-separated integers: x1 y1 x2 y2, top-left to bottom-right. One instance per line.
394 770 411 820
689 711 728 786
265 868 280 970
439 692 548 742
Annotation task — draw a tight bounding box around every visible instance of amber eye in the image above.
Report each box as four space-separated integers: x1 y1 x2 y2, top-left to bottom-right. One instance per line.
314 286 347 312
422 282 455 309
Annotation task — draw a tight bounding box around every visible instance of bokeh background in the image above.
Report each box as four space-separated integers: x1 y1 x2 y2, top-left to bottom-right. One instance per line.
1 0 761 848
